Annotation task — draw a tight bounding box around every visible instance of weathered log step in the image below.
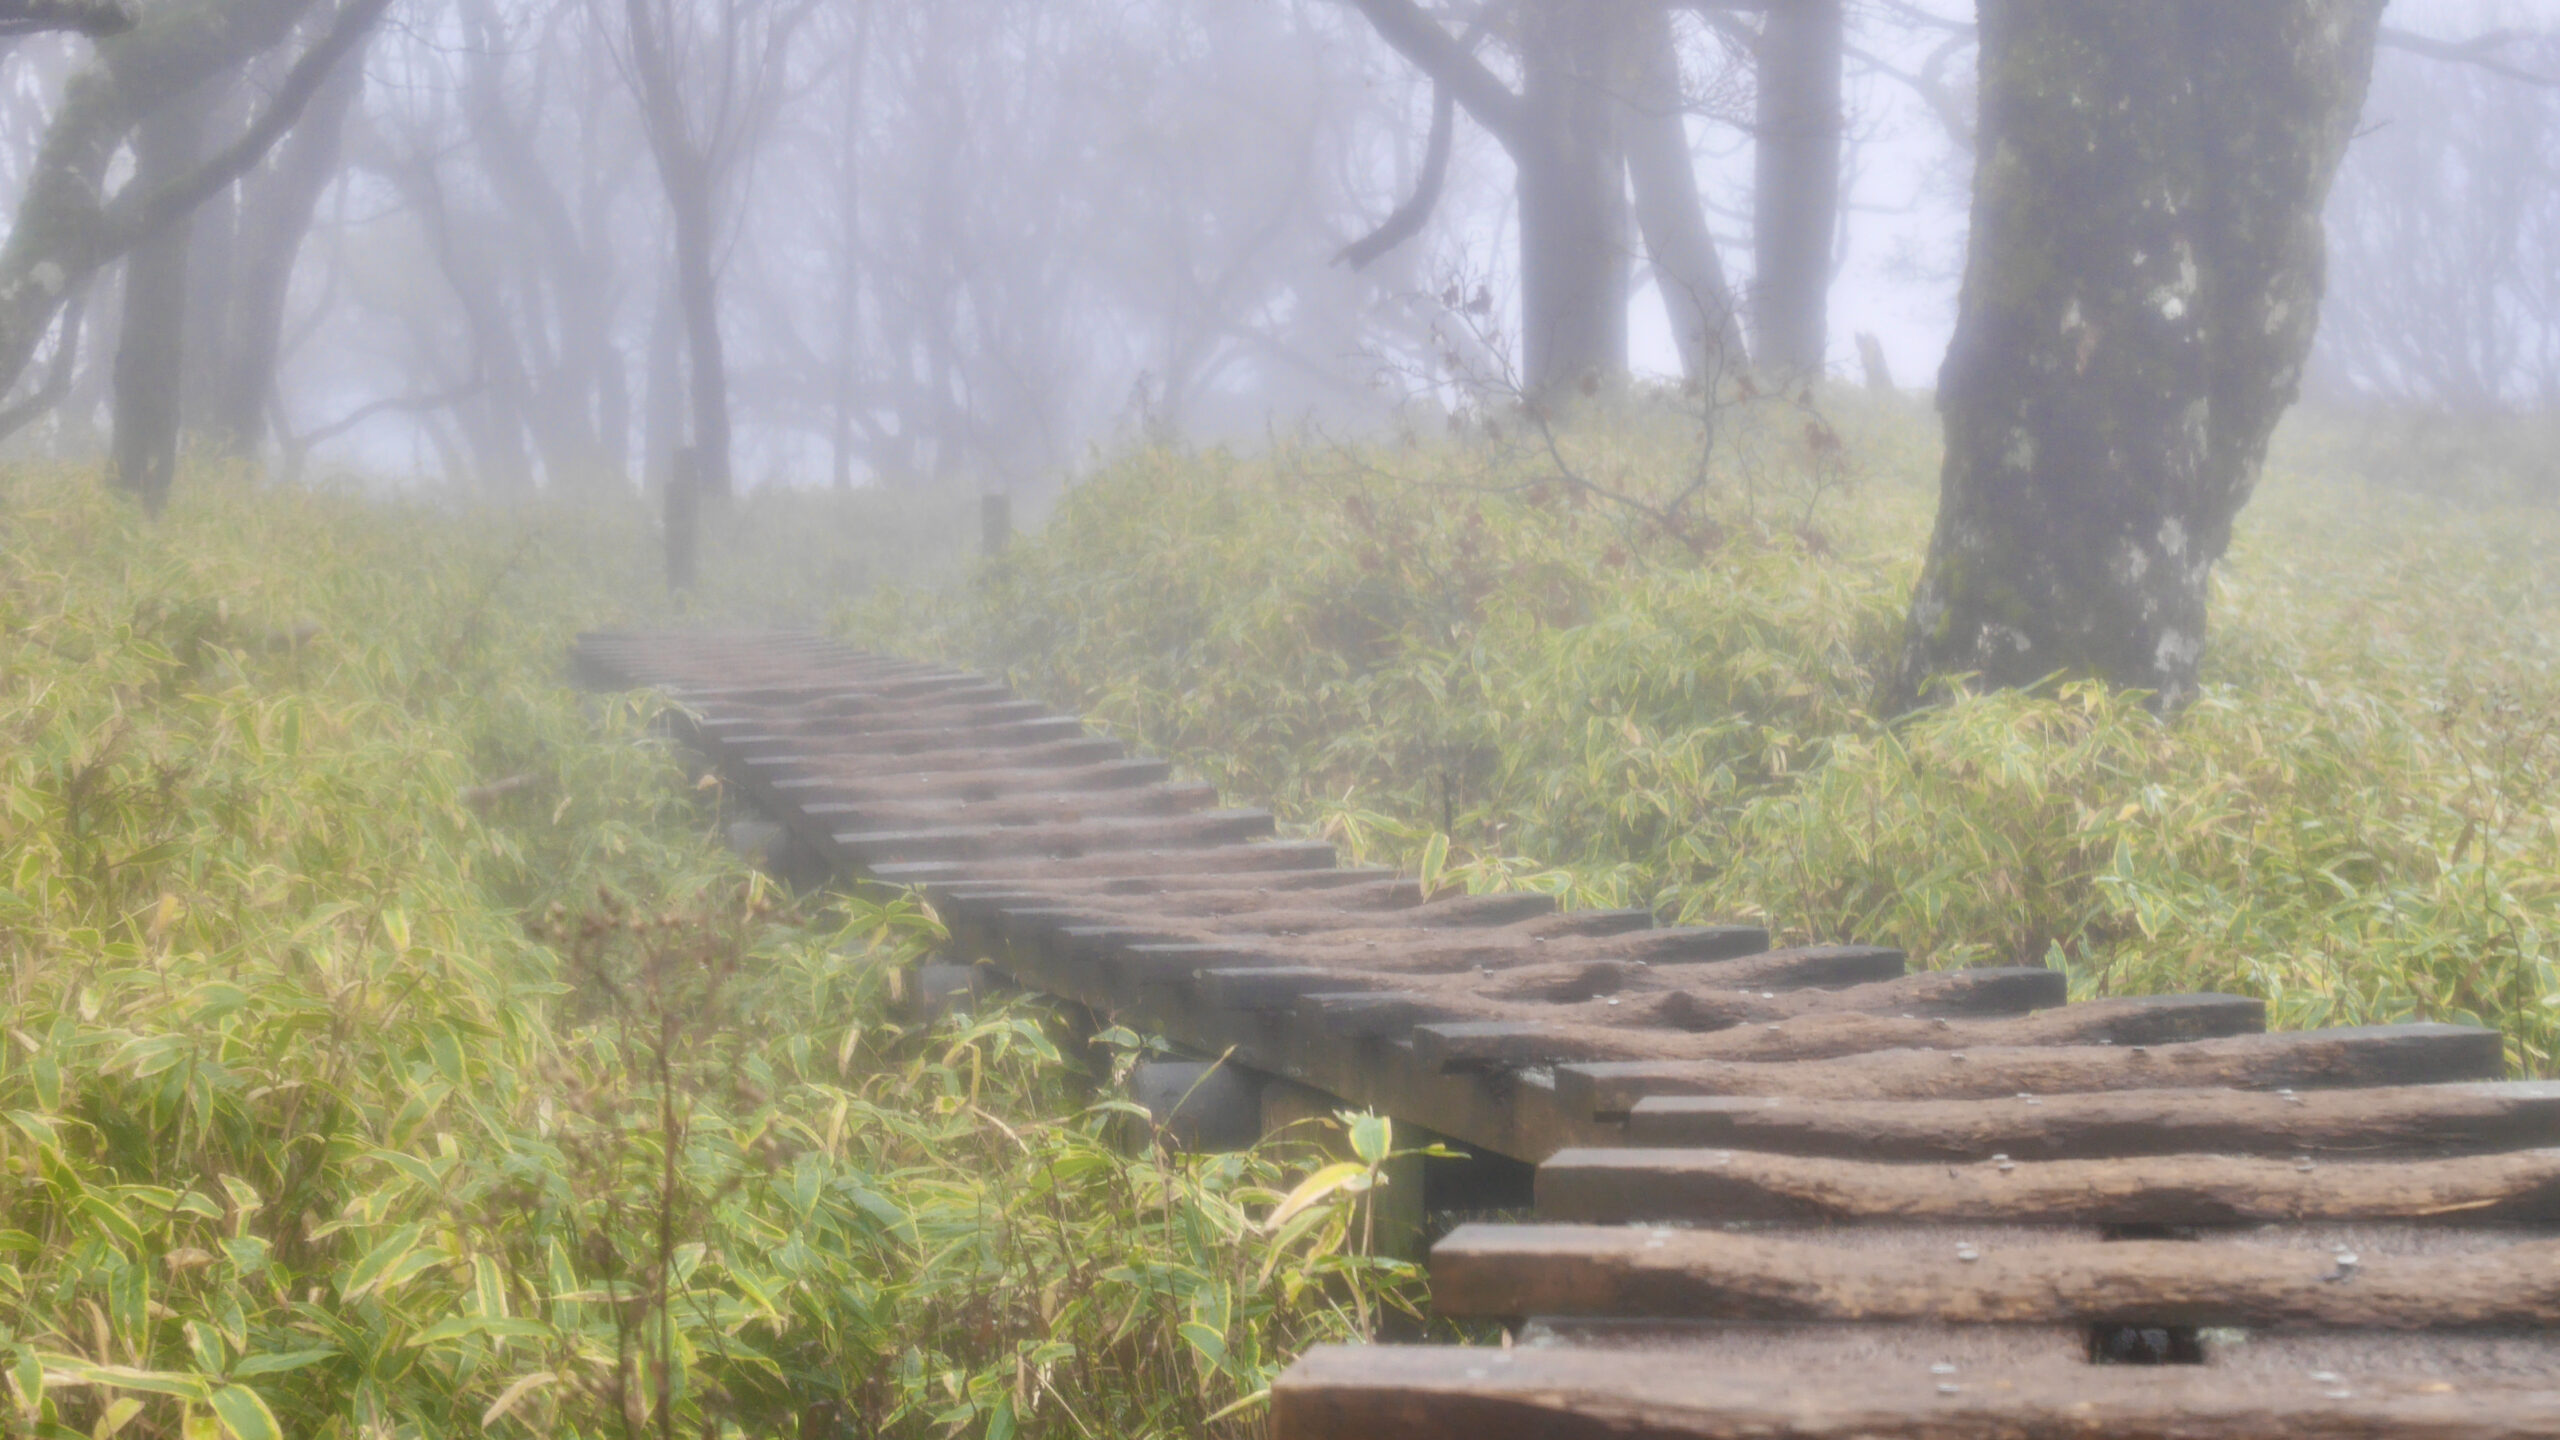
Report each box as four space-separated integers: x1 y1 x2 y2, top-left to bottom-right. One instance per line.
768 757 1177 803
739 734 1131 778
1533 1145 2560 1226
866 839 1342 885
941 877 1428 925
798 780 1222 830
1428 1222 2560 1328
932 867 1406 908
1556 1022 2510 1116
1624 1081 2560 1159
1270 1337 2560 1440
1226 965 2054 1035
831 808 1279 862
1411 993 2266 1070
693 713 1093 756
977 888 1559 943
689 693 1047 730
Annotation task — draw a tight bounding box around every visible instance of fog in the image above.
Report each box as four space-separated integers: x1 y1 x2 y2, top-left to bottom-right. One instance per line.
0 0 2552 495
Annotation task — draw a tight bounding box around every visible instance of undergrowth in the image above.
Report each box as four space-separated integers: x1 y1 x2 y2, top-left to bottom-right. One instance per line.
0 465 1419 1439
858 390 2560 1072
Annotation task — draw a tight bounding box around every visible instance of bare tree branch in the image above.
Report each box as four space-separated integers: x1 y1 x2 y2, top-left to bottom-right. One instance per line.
1341 0 1527 156
1338 77 1455 269
0 0 131 38
2380 24 2560 89
0 284 85 442
106 0 397 253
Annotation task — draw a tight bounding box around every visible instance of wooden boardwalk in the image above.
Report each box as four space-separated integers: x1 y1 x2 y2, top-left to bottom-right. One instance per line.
574 629 2560 1439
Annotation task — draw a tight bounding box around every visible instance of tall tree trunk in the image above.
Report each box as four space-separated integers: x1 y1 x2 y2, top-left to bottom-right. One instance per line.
1515 0 1626 397
829 0 871 493
1623 5 1747 382
1751 0 1842 376
213 48 361 458
180 86 240 436
111 95 204 512
667 162 732 499
642 267 684 494
1891 0 2385 713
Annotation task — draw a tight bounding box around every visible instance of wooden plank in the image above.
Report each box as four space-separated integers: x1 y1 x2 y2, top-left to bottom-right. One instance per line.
1534 1145 2560 1225
864 839 1341 884
767 756 1176 802
1279 965 2045 1041
794 780 1219 829
830 808 1278 863
1269 1340 2560 1440
1555 1023 2509 1117
758 733 1130 776
1624 1081 2560 1159
1411 994 2266 1070
931 867 1400 907
1125 926 1779 980
1428 1221 2560 1328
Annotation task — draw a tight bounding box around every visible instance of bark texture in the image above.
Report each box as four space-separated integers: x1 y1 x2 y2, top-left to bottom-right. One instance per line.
1893 0 2385 711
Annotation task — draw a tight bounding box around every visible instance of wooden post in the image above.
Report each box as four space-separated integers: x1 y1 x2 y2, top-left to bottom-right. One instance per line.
1855 332 1896 392
980 493 1012 557
666 446 699 594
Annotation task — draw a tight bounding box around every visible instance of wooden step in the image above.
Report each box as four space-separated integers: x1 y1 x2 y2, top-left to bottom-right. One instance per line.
1534 1145 2560 1226
1429 1221 2560 1328
1623 1081 2560 1159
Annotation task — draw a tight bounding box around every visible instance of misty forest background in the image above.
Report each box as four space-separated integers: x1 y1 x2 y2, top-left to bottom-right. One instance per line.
2 1 2559 1437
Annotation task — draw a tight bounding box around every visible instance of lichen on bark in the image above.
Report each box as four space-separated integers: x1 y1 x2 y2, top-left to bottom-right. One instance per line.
1890 0 2385 714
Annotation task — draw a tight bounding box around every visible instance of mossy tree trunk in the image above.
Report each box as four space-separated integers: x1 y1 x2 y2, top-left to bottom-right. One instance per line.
1892 1 2385 712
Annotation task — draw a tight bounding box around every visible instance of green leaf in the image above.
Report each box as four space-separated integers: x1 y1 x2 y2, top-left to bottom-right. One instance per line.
338 1223 423 1302
206 1384 281 1440
1260 1161 1368 1232
403 1316 550 1348
181 1322 225 1378
36 1358 208 1402
74 1195 144 1252
1348 1113 1392 1167
226 1350 336 1379
91 1395 143 1440
1417 832 1451 899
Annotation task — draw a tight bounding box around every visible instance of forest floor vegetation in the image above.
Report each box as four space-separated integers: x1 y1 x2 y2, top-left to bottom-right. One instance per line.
861 389 2560 1074
0 464 1421 1439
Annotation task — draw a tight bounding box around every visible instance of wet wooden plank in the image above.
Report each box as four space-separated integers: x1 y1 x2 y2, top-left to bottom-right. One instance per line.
1428 1222 2560 1328
1534 1145 2560 1226
1555 1023 2510 1117
1269 1340 2560 1440
1624 1081 2560 1160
